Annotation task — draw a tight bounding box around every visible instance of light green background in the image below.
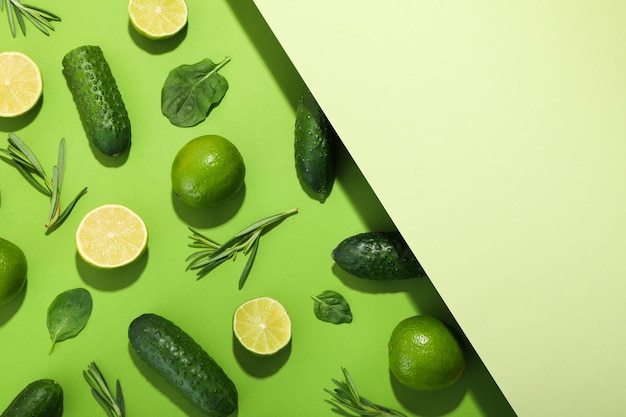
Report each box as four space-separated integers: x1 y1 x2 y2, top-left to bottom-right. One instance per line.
253 1 626 416
1 1 513 416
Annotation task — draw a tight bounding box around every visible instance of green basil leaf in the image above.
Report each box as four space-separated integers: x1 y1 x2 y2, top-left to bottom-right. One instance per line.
312 290 353 324
161 57 231 127
47 287 93 354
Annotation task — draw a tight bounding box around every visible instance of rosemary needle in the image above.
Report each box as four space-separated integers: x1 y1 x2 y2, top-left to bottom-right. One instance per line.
1 0 61 37
186 208 298 289
325 368 407 417
83 362 125 417
0 133 87 233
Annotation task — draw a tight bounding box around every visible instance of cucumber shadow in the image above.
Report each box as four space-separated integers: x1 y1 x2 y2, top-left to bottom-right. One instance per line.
225 0 304 110
331 263 428 295
128 343 238 417
333 141 397 233
89 139 130 167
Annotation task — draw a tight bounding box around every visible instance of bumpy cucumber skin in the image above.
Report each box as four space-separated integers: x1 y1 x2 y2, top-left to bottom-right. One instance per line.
294 90 337 202
62 45 131 156
128 313 237 417
1 379 63 417
332 232 426 280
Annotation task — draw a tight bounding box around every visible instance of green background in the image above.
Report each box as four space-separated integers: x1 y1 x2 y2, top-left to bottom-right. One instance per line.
0 1 514 416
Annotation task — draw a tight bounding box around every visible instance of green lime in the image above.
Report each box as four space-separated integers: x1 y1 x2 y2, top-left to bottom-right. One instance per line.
388 315 465 391
0 237 27 307
171 135 246 208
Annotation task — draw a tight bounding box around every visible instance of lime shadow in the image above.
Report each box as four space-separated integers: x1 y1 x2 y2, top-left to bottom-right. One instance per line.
232 333 290 378
76 250 147 291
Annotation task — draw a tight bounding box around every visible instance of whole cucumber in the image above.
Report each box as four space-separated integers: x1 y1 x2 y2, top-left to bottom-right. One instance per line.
62 45 131 156
332 231 426 280
1 379 63 417
294 89 337 202
128 313 237 417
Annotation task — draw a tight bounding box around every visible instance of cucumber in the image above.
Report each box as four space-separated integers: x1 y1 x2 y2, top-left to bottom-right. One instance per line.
1 379 63 417
128 313 237 417
331 231 426 280
294 89 337 202
62 45 131 156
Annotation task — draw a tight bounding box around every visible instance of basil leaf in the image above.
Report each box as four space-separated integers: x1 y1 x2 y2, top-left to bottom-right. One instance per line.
161 57 231 127
312 290 353 324
47 287 93 354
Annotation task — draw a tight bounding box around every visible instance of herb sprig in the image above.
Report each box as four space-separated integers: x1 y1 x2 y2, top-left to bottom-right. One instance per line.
186 208 298 289
326 368 407 417
84 362 126 417
0 133 88 233
1 0 60 37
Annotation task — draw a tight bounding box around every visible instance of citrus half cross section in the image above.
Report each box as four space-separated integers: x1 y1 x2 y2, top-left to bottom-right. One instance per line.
128 0 188 39
0 52 43 118
75 204 148 269
233 297 291 356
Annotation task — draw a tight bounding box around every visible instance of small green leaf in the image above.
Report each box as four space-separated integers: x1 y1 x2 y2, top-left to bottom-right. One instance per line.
47 288 92 354
312 290 353 324
161 57 231 127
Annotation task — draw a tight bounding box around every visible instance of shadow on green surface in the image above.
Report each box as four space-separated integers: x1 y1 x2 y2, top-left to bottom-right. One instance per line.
232 333 290 377
390 368 467 417
225 0 304 111
0 97 42 133
89 139 130 168
76 250 147 291
461 346 517 417
332 263 421 295
171 184 245 229
334 142 398 232
128 21 187 54
128 343 239 417
0 279 26 326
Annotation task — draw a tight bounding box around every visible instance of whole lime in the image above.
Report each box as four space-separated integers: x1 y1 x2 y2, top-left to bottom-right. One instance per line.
388 315 465 391
171 135 246 208
0 237 27 307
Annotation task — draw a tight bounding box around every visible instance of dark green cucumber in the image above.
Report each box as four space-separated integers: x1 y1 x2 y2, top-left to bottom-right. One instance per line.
62 45 131 156
1 379 63 417
332 231 426 280
128 313 237 417
294 89 337 202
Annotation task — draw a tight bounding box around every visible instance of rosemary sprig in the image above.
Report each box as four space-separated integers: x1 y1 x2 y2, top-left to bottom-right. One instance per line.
0 133 87 233
325 368 407 417
186 207 298 289
1 0 60 37
83 362 125 417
